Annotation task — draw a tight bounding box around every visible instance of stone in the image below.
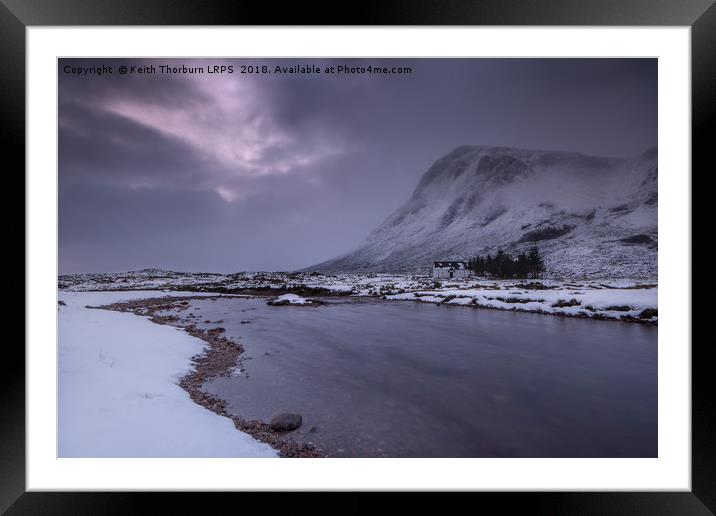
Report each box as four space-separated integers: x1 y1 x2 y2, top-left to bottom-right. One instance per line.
269 413 303 432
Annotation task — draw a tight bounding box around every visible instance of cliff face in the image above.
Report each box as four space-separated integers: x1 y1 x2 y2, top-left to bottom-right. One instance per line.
309 145 657 278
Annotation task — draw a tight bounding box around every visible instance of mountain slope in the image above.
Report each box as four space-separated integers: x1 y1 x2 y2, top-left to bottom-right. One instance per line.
308 145 657 278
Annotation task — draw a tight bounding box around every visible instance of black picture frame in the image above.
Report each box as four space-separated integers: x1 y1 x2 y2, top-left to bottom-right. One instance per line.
5 0 709 513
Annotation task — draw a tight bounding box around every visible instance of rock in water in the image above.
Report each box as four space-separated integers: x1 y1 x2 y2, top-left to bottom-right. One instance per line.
267 294 310 306
270 413 303 432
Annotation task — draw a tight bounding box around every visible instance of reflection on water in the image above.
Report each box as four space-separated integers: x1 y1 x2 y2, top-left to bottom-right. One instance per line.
194 296 656 457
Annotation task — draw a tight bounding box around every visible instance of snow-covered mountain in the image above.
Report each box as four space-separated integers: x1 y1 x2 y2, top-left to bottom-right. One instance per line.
309 145 658 278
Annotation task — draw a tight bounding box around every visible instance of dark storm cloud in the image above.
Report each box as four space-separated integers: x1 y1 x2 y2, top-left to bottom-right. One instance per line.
60 100 214 189
59 58 657 273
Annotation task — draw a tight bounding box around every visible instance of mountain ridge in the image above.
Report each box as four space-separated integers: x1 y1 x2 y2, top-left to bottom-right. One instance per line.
307 145 657 278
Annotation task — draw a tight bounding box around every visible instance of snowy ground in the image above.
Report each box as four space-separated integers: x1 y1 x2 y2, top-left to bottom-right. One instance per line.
58 290 277 457
385 282 656 322
60 270 657 322
268 293 312 305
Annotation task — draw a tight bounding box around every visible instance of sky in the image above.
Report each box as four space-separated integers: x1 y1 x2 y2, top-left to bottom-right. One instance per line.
59 58 657 274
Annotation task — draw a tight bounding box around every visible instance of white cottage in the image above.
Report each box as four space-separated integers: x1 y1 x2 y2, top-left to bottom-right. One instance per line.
432 261 471 280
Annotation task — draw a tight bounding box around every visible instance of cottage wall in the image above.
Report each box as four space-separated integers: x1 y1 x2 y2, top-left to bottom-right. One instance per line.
432 268 470 279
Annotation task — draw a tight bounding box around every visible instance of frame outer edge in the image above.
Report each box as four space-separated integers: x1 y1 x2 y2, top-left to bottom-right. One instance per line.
691 1 716 514
0 0 714 26
0 0 27 514
4 0 711 511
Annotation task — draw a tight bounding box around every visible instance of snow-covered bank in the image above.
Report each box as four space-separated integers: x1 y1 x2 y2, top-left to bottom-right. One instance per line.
385 283 657 322
58 291 277 457
59 270 658 323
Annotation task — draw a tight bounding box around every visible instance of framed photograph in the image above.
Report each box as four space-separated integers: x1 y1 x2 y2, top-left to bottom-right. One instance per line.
8 0 710 512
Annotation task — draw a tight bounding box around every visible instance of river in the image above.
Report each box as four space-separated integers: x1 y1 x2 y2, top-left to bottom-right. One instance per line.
190 296 657 457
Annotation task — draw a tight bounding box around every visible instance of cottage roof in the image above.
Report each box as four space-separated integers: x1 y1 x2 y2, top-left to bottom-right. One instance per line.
433 261 467 269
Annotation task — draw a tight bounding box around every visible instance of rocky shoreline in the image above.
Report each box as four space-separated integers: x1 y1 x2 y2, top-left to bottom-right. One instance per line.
91 295 321 458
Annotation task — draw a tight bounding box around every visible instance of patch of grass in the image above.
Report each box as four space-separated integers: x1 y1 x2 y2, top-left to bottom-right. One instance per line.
620 234 653 245
551 298 581 308
603 305 633 312
638 308 658 319
494 297 543 304
471 283 501 290
511 282 556 290
518 224 574 243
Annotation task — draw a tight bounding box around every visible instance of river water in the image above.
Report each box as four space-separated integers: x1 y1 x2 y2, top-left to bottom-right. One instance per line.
191 296 656 457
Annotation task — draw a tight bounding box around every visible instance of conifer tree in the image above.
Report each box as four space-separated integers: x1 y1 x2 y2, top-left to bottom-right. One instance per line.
527 245 545 278
517 251 529 279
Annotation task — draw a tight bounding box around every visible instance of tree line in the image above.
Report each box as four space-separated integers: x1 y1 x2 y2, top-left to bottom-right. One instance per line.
467 246 546 279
